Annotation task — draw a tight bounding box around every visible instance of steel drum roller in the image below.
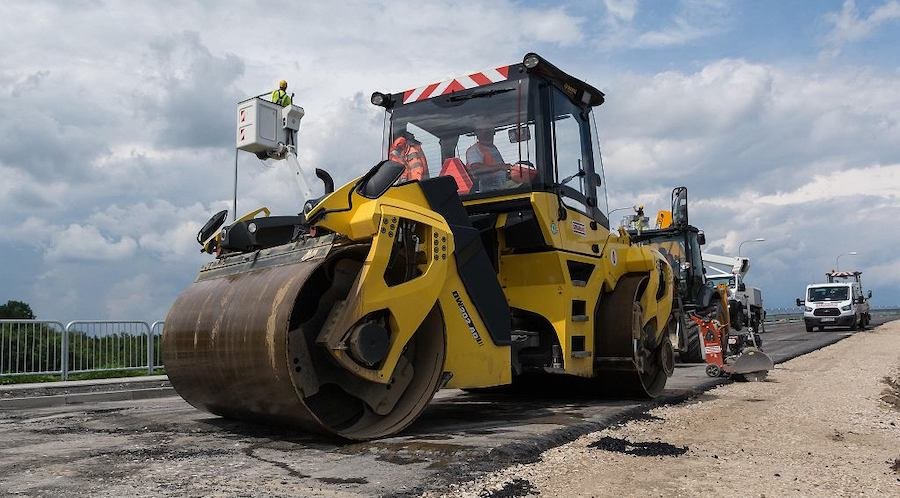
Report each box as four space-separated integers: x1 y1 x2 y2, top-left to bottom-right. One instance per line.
163 237 446 440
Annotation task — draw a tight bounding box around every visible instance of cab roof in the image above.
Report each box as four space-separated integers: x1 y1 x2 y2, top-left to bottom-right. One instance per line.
384 53 604 109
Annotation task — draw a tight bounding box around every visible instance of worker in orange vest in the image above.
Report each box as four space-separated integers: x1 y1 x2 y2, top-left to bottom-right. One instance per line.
465 127 509 191
388 131 429 182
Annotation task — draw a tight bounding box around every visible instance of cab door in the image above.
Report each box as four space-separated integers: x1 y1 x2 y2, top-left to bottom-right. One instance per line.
545 85 608 255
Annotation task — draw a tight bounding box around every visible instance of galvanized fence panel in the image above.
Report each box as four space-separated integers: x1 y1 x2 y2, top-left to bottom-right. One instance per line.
0 320 66 377
150 321 164 370
63 321 153 379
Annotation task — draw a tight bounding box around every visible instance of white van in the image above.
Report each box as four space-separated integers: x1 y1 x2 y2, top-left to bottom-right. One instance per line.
797 277 871 332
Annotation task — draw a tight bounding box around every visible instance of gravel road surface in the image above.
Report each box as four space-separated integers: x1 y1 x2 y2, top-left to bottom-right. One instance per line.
0 318 893 497
439 320 900 497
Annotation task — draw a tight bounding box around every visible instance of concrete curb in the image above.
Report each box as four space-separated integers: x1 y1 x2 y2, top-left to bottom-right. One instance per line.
0 375 169 393
0 387 176 410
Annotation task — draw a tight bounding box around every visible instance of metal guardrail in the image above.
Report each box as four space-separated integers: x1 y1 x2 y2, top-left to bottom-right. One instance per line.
150 321 164 370
0 319 164 380
0 320 66 377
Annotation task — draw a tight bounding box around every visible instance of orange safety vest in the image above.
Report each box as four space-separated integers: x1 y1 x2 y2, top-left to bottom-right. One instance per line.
389 136 429 181
476 143 502 167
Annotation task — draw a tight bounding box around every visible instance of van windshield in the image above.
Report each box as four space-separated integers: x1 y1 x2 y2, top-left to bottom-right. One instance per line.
707 277 735 288
808 286 849 302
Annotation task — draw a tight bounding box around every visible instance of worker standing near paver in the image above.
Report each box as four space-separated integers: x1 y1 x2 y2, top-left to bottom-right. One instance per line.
271 79 292 107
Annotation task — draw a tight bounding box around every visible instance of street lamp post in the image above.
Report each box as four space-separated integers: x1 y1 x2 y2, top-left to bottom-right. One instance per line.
738 237 766 257
835 251 858 271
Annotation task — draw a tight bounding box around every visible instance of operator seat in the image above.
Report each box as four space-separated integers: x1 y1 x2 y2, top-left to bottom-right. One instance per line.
438 157 473 195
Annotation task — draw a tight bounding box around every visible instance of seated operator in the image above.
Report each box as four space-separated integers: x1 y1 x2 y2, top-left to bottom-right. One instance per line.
465 127 508 191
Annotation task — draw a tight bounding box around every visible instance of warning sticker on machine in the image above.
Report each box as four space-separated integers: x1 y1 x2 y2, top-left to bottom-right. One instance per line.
452 290 484 346
572 220 586 237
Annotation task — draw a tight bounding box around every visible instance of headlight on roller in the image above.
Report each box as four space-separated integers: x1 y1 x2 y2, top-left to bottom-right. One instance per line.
841 304 851 311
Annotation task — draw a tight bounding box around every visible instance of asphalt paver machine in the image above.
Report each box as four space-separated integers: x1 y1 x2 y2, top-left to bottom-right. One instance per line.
627 187 772 380
163 53 675 440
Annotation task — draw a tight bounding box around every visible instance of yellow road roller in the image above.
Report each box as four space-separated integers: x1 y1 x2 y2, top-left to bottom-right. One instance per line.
163 53 675 440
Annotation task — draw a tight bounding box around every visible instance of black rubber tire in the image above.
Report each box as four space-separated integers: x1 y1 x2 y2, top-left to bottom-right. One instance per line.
805 325 813 332
850 317 858 331
680 318 704 363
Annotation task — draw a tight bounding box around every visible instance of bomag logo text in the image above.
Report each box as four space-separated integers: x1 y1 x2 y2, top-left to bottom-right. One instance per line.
452 290 484 346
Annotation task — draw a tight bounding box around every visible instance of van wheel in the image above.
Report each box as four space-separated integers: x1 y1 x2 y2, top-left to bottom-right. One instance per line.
805 324 813 332
849 318 858 331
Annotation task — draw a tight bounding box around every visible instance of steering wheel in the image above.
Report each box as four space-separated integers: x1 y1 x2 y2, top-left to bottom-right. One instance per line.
508 160 538 183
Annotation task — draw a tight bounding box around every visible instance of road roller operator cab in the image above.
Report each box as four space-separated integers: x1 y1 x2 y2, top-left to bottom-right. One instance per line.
373 52 609 227
165 53 675 440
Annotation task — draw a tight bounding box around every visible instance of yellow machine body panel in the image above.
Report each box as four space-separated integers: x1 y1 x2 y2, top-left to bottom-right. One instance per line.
308 180 513 389
468 191 673 379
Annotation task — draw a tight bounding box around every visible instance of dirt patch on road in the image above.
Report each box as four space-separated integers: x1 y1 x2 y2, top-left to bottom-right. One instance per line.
881 370 900 411
433 321 900 497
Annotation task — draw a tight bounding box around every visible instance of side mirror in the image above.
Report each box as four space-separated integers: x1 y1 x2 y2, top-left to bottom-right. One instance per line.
507 126 531 143
857 296 865 304
197 209 229 245
671 186 688 227
867 290 872 299
697 231 706 246
738 282 746 292
796 298 804 307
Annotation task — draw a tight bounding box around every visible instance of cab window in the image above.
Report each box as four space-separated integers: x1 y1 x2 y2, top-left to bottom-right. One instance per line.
550 88 590 214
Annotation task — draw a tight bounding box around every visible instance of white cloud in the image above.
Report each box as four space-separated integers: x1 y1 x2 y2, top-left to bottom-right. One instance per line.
603 0 638 23
1 0 899 319
518 7 585 45
44 224 138 262
596 59 900 196
754 164 900 206
823 0 900 56
634 17 721 48
598 0 730 50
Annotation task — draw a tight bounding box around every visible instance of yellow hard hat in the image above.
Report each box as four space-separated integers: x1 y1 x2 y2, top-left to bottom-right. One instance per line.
279 80 288 90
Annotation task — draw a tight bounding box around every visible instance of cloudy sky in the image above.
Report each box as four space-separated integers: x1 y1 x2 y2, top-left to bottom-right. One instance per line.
1 0 899 321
